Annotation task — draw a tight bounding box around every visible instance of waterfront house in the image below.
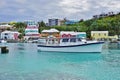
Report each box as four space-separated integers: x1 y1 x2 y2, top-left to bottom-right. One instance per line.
24 21 40 40
91 31 108 40
0 24 13 32
108 35 118 42
41 29 86 39
41 28 60 38
60 31 86 38
1 31 20 40
0 24 12 29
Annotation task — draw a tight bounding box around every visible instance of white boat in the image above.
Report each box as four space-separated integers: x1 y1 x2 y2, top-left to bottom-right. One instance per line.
0 39 7 43
37 37 104 53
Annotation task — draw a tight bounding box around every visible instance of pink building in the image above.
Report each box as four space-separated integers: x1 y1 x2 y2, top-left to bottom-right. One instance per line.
24 21 39 40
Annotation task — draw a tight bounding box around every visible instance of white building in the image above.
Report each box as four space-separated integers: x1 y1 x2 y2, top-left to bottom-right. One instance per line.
1 31 20 40
0 24 13 29
48 19 61 26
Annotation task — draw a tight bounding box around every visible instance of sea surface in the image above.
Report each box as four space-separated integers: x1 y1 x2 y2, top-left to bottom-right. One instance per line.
0 43 120 80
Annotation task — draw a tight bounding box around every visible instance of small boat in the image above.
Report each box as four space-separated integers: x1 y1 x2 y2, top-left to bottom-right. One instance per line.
0 39 7 43
37 37 104 53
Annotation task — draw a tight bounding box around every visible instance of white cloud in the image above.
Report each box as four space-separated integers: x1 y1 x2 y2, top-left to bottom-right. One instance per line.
59 0 120 14
0 0 120 22
0 1 6 8
93 0 120 12
15 0 27 4
18 9 26 13
59 0 91 15
105 0 120 11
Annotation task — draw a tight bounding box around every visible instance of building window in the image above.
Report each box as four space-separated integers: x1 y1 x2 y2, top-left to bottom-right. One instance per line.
104 33 106 36
98 33 100 36
5 33 8 35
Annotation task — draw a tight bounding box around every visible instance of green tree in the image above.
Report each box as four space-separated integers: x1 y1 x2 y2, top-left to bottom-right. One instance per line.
38 21 46 27
14 22 26 35
18 34 23 39
38 21 46 33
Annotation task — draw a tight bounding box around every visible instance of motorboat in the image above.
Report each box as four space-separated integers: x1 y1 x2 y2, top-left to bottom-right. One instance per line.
37 37 104 53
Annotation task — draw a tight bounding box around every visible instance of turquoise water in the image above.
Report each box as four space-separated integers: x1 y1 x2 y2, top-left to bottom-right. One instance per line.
0 43 120 80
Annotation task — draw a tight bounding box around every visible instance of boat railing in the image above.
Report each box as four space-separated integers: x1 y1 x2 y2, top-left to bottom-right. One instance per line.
38 37 91 46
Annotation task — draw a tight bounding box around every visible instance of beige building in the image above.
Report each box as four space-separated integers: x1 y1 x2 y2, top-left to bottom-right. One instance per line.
41 28 60 38
91 31 109 40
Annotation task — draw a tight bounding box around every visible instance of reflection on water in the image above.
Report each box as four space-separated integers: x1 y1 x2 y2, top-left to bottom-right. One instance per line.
17 43 25 50
102 42 120 67
108 42 120 49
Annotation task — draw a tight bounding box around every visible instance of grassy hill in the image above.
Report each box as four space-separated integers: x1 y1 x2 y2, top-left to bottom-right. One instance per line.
41 13 120 38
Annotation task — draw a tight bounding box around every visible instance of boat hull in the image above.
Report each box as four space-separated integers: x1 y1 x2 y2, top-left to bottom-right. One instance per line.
37 42 104 53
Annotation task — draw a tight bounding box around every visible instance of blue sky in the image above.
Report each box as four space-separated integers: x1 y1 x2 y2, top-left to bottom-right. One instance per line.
0 0 120 22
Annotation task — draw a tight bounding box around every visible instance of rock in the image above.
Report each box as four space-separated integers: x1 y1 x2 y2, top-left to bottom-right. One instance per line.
1 46 9 53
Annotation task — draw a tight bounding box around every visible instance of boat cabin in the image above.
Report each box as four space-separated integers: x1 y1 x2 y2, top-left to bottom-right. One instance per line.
39 30 87 46
38 37 87 46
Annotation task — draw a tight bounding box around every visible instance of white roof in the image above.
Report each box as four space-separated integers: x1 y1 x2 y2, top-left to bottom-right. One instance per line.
1 31 11 33
25 29 38 30
50 28 59 32
42 28 59 33
0 24 12 28
1 30 20 34
60 31 86 35
41 30 49 33
91 31 108 33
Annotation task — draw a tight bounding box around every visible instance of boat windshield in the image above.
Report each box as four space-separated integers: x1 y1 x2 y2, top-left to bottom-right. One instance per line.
70 38 76 42
62 38 69 42
61 38 83 43
38 38 46 44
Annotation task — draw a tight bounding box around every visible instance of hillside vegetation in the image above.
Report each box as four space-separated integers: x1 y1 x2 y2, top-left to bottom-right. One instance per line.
41 14 120 38
13 13 120 38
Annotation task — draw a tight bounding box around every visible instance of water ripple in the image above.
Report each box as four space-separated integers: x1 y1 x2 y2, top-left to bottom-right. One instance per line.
0 71 87 80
